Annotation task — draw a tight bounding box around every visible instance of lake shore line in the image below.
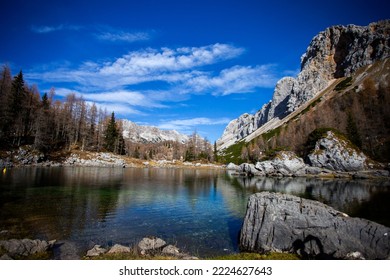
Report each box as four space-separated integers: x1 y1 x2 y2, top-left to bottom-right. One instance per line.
0 147 224 170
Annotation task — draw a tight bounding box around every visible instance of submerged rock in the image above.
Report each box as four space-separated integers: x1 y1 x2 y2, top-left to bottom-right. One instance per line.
240 192 390 259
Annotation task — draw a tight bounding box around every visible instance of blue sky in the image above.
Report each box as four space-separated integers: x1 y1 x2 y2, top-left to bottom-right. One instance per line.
1 0 388 142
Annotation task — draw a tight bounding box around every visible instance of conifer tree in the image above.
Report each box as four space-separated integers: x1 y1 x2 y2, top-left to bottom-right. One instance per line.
0 66 13 142
104 112 119 152
213 141 218 162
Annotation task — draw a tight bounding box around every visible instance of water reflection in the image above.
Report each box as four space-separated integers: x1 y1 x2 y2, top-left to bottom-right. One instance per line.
224 171 390 225
0 167 389 257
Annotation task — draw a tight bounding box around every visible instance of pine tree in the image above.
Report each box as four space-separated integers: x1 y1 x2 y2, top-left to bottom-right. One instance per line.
213 141 219 162
11 71 25 114
104 112 119 152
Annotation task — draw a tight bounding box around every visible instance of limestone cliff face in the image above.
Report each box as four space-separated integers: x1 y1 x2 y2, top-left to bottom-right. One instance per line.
217 20 390 149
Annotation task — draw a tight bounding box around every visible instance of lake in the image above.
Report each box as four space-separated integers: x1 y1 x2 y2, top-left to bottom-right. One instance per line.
1 167 389 258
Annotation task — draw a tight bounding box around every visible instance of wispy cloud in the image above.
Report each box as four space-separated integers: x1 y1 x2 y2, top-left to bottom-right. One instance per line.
31 23 152 44
158 117 231 131
31 24 81 33
96 31 151 42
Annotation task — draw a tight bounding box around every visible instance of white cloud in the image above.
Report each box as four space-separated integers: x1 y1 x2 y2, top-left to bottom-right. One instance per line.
27 43 246 91
26 42 284 119
99 43 244 75
185 65 278 95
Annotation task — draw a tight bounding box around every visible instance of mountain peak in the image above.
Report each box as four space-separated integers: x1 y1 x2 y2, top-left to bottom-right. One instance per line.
121 119 189 144
217 20 390 150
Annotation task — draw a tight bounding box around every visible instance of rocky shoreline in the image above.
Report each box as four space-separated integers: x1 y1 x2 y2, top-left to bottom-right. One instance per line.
227 131 390 179
0 146 223 169
0 236 197 260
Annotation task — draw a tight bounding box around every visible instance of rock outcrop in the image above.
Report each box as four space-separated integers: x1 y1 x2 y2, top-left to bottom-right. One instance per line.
217 20 390 150
307 131 367 171
64 152 127 167
240 192 390 259
0 239 56 259
232 131 386 177
254 151 307 176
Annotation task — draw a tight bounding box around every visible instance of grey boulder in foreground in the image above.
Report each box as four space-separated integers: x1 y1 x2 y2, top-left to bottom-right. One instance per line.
240 192 390 259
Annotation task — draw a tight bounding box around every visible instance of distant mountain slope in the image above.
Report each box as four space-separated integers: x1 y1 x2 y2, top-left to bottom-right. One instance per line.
217 20 390 151
121 119 189 144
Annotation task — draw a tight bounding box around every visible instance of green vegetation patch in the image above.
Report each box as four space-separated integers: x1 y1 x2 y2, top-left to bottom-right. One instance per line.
84 252 178 260
218 140 247 165
334 77 353 91
261 126 282 141
208 252 300 260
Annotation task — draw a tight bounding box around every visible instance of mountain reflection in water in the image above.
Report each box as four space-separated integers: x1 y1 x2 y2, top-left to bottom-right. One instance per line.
0 167 389 257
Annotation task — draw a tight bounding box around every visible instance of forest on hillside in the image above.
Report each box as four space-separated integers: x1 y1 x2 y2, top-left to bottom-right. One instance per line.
0 65 214 162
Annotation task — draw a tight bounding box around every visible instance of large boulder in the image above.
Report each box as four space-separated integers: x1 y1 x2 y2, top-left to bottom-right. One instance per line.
307 131 367 171
240 192 390 259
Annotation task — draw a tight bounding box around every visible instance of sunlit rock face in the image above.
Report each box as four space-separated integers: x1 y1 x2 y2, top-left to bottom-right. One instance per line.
121 119 189 144
217 20 390 149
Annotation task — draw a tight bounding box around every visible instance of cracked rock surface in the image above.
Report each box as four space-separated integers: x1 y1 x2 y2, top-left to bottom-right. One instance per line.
239 192 390 259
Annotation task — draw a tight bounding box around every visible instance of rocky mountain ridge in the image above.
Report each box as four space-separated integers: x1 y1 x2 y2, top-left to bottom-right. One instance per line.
121 119 189 144
217 20 390 150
